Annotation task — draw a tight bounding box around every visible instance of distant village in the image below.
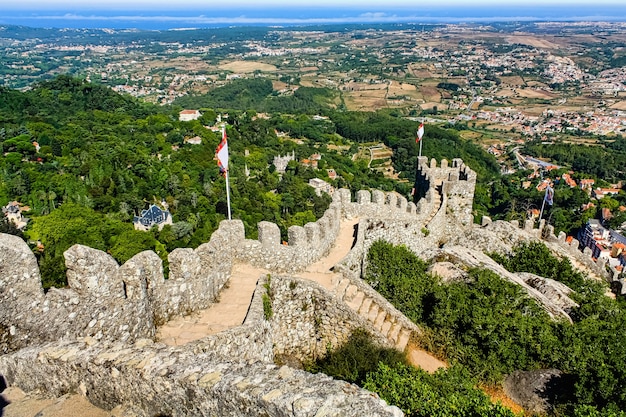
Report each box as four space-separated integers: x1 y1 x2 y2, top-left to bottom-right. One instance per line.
509 154 626 273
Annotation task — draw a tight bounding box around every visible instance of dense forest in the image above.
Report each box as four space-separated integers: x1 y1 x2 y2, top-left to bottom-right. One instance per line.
0 75 498 289
524 138 626 182
306 240 626 417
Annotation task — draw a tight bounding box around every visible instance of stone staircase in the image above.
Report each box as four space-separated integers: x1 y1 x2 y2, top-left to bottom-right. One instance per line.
332 276 412 351
423 186 443 226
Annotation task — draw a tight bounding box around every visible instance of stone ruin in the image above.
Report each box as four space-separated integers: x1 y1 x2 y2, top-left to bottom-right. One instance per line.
0 158 613 416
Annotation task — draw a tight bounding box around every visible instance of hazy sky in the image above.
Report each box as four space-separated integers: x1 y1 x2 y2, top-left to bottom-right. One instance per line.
5 0 625 10
2 0 624 28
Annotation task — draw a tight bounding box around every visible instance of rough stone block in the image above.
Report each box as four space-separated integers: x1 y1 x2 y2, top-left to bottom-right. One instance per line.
117 251 163 300
169 248 202 281
558 231 567 242
334 279 351 298
348 291 365 311
430 158 437 169
374 310 387 329
356 190 371 204
441 159 448 169
385 193 398 209
481 216 492 227
396 329 411 351
408 202 417 214
0 233 43 299
336 188 352 204
448 171 459 182
372 190 385 205
583 247 592 256
397 196 407 211
344 285 358 302
368 304 380 322
304 223 320 246
509 220 520 229
258 222 281 246
288 226 307 247
570 239 580 250
316 216 329 240
328 203 341 227
380 320 392 337
218 220 245 242
64 245 122 299
358 297 373 315
388 323 401 343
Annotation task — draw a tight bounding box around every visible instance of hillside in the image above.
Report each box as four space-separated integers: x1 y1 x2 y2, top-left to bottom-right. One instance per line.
0 76 497 289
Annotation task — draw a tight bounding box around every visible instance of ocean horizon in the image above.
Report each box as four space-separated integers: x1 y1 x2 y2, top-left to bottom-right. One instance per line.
1 6 626 30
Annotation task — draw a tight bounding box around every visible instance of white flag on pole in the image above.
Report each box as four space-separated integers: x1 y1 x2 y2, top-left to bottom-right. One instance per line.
216 127 228 174
416 123 424 143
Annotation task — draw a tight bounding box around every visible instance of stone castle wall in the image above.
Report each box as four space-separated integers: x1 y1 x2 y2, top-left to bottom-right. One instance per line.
269 275 389 363
0 234 233 354
0 157 502 417
0 338 402 417
2 155 613 416
0 272 403 416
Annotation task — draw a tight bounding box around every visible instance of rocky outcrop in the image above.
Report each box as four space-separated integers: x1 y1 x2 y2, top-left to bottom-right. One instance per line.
429 245 575 322
428 261 469 283
0 234 45 353
503 369 570 415
516 272 578 313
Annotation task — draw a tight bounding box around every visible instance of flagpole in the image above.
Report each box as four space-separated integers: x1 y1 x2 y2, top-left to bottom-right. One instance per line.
222 126 232 220
417 123 424 158
539 185 553 222
225 169 232 220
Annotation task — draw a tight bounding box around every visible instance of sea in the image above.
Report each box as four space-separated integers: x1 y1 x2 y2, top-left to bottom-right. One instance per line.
1 5 626 30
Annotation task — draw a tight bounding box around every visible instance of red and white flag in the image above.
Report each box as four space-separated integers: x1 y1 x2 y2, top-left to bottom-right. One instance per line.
215 127 229 174
416 123 424 143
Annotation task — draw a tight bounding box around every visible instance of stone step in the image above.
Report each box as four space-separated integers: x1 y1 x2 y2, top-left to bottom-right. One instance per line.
395 328 411 351
358 297 373 316
380 319 392 338
374 310 387 329
347 290 365 311
334 278 351 298
388 322 401 344
343 284 359 302
367 304 380 323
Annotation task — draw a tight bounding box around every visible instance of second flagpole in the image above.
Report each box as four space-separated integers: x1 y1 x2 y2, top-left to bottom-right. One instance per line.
223 126 232 220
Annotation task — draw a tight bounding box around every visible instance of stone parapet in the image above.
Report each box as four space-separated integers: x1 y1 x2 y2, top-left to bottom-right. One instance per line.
0 338 402 417
270 276 387 362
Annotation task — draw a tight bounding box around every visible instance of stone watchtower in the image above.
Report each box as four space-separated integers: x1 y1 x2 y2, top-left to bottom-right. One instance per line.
415 156 477 229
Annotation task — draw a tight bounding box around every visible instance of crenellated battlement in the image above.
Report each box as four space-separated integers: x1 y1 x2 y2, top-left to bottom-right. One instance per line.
1 156 617 416
0 159 475 356
416 156 477 193
13 157 613 417
479 215 612 282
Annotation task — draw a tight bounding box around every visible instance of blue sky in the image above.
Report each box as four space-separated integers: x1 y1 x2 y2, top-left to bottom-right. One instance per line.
5 0 626 10
2 0 625 28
